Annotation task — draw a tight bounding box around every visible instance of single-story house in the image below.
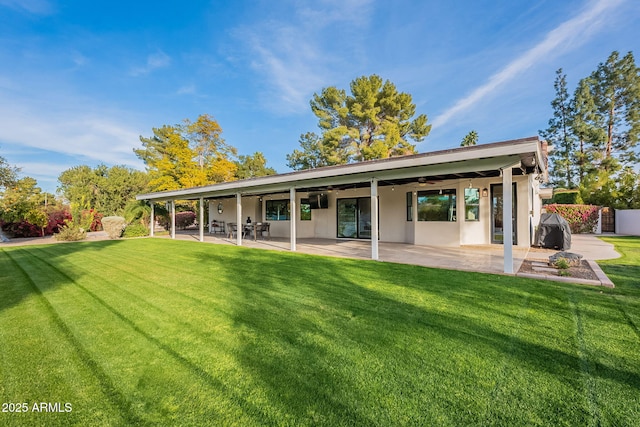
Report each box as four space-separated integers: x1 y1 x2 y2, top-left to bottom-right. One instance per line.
136 136 549 274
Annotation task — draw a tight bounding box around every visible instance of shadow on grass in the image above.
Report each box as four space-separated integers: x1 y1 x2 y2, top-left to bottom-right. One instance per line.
0 240 123 314
3 238 639 424
200 245 640 424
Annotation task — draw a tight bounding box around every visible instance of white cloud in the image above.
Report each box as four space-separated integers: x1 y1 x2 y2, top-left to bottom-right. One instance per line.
0 99 143 168
0 0 53 14
235 0 373 113
430 0 626 130
130 50 172 76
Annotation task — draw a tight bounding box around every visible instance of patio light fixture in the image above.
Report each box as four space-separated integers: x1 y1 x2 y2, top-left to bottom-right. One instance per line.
217 202 224 214
482 188 488 197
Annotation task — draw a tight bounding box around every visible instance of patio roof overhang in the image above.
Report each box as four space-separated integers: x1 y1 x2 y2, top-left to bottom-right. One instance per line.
136 136 546 202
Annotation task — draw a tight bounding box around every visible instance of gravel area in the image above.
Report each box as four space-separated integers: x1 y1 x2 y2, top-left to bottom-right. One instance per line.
518 258 599 281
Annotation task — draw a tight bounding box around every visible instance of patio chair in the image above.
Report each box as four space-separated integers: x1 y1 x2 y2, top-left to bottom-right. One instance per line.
227 223 245 239
258 222 270 240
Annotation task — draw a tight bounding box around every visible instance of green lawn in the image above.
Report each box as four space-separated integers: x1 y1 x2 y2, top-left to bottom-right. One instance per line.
0 237 638 426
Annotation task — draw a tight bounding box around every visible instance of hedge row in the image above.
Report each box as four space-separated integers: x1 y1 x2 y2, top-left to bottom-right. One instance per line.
545 204 599 234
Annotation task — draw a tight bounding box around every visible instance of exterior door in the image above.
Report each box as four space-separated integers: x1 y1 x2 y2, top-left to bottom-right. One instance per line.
491 184 517 245
337 198 372 239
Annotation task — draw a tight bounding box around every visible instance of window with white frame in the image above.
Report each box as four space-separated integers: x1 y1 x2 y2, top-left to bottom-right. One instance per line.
464 188 480 221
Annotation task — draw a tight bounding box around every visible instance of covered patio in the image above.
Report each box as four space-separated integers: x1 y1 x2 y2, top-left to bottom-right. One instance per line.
162 231 532 275
137 137 548 274
157 230 617 286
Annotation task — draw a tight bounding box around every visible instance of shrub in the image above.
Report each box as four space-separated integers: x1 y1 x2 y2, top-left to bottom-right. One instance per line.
552 190 583 204
545 204 599 234
122 223 149 238
45 208 72 235
176 211 196 229
87 210 103 232
156 210 195 230
554 258 570 270
54 223 87 241
101 216 127 239
2 220 42 238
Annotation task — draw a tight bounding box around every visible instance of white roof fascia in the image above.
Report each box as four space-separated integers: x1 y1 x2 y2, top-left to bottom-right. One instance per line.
137 139 540 201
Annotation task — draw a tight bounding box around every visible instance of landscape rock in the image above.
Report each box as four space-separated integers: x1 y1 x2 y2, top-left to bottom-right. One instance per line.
549 251 583 267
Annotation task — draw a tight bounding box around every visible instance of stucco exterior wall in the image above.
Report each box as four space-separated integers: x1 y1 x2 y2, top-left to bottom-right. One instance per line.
207 173 540 247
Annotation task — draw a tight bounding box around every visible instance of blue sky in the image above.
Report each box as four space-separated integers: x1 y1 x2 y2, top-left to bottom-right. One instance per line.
1 0 638 194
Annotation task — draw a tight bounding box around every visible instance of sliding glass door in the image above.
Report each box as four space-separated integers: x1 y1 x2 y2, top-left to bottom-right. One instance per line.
337 198 372 239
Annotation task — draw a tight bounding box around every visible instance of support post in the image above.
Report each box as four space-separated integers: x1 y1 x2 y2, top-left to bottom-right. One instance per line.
290 187 297 251
236 193 242 246
199 197 204 242
503 167 513 274
170 200 176 240
149 202 155 237
371 178 379 260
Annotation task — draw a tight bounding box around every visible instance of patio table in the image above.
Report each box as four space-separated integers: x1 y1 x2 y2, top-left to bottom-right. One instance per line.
243 223 260 241
243 223 270 241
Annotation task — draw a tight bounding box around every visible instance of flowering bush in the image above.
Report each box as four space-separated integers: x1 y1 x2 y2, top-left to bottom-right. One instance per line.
86 209 103 232
1 220 42 238
156 210 196 230
176 211 196 229
545 204 599 234
45 208 72 235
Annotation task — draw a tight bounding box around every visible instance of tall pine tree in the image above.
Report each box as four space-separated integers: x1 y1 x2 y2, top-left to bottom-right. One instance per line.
540 69 577 188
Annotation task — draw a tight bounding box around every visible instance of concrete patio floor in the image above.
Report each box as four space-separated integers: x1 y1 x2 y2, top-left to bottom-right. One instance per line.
2 228 619 286
165 230 620 282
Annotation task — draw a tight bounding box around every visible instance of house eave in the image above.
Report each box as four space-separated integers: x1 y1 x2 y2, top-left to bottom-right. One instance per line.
136 136 545 201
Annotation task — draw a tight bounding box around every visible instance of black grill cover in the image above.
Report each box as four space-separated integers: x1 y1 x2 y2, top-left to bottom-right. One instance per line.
536 213 571 250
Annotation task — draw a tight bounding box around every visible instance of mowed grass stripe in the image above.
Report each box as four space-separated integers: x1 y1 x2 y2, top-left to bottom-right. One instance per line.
20 244 255 403
4 247 266 425
0 248 132 426
1 238 639 425
22 244 235 347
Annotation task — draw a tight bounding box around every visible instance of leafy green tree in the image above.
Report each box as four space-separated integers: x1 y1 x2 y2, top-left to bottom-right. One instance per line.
288 75 431 169
589 51 640 170
135 115 239 190
0 154 19 188
460 130 478 147
58 165 101 210
616 167 640 208
183 114 238 181
235 152 276 179
58 165 149 216
542 51 640 207
97 165 149 215
286 132 333 170
570 77 605 184
0 177 43 223
540 69 578 188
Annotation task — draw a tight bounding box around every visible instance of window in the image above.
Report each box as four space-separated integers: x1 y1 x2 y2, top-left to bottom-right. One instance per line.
417 190 456 221
464 188 480 221
265 200 290 221
300 198 311 221
406 192 413 221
